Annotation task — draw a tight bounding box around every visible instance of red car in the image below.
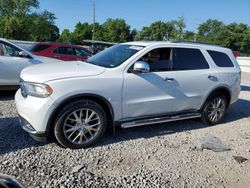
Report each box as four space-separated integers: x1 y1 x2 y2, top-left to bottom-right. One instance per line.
30 42 92 61
232 51 241 58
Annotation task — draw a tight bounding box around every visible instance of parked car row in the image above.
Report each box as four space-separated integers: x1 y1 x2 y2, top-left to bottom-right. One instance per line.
0 38 93 89
0 38 63 89
30 42 92 61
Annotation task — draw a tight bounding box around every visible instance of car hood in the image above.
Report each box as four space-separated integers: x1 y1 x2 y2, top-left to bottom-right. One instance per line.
21 61 106 83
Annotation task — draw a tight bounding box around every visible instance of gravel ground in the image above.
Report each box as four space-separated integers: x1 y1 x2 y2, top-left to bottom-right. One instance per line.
0 73 250 188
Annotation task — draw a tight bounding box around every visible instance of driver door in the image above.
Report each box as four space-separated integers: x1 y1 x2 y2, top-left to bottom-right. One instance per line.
122 48 177 119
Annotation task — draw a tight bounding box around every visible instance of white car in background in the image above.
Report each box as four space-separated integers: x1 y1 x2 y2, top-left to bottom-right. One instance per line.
0 38 62 90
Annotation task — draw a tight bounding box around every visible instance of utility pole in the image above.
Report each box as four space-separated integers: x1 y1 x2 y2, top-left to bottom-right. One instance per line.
92 0 96 40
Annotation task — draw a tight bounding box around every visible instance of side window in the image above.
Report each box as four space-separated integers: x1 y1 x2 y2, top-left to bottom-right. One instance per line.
74 48 90 57
172 48 209 71
207 50 234 67
0 42 21 57
30 44 51 52
54 47 73 55
139 48 172 72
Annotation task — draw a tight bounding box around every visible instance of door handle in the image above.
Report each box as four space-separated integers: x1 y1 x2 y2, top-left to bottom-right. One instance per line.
208 75 218 81
164 77 175 81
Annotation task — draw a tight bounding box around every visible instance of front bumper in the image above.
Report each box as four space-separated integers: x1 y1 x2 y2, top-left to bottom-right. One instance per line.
15 89 56 141
19 115 47 142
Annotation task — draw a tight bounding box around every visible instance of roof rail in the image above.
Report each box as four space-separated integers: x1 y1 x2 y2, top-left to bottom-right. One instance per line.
174 40 222 47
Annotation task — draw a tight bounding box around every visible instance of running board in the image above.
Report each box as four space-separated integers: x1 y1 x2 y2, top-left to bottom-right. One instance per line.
121 112 201 129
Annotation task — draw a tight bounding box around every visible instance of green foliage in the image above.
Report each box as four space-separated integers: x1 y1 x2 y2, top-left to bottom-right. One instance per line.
59 29 72 43
102 18 131 42
60 18 132 44
68 22 92 44
136 21 173 40
196 19 250 54
135 17 186 41
0 0 59 41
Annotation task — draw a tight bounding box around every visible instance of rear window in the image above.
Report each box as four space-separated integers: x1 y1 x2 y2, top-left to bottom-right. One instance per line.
30 44 51 52
208 50 234 67
73 48 91 56
54 47 74 55
172 48 209 71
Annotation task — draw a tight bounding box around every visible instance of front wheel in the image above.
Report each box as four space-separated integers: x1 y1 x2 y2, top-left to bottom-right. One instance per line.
54 100 107 149
201 93 227 126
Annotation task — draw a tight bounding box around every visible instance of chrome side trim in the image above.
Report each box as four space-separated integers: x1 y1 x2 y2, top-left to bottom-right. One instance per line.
121 113 201 129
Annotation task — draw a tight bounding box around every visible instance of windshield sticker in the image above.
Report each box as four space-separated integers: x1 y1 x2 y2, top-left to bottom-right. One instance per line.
129 46 144 51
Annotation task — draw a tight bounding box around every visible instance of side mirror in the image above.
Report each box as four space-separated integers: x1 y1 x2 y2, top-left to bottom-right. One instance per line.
18 51 29 58
133 61 150 73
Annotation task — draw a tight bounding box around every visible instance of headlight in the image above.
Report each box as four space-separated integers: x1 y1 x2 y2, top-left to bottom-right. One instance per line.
20 81 53 98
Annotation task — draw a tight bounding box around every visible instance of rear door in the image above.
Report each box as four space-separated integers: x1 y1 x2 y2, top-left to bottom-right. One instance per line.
164 47 217 112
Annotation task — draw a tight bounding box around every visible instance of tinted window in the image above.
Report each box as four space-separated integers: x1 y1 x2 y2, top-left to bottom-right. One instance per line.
208 50 234 67
74 48 90 56
30 44 51 52
172 48 209 70
54 47 73 55
139 48 172 72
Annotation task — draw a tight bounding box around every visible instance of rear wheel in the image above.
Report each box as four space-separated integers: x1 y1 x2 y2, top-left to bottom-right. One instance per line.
201 93 227 126
54 100 107 149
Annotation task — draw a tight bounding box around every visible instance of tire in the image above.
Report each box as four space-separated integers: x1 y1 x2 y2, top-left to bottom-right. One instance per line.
201 93 227 126
54 99 107 149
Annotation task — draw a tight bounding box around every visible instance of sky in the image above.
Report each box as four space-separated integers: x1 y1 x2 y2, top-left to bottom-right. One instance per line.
38 0 250 33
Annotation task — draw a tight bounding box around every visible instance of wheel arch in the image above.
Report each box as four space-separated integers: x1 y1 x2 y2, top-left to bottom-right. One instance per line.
46 94 114 138
201 86 232 110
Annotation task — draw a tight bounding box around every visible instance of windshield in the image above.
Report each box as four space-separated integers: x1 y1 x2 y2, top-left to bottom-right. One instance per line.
87 44 144 68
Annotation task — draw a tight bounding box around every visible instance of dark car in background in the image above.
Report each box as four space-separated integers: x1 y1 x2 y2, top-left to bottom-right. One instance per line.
30 42 92 61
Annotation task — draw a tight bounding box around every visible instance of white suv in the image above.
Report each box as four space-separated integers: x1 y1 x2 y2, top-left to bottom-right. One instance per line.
15 41 241 149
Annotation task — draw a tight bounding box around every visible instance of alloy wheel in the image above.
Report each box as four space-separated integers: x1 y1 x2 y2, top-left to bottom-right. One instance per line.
63 108 101 144
207 97 226 123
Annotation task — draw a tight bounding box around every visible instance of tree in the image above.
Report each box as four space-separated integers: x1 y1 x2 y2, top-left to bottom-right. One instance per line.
71 22 92 43
0 0 59 41
197 19 225 44
90 23 104 41
183 31 196 41
196 19 250 54
220 23 250 52
102 18 131 42
129 29 137 41
0 0 39 16
242 30 250 55
135 21 176 41
59 29 72 43
171 17 186 40
29 11 59 41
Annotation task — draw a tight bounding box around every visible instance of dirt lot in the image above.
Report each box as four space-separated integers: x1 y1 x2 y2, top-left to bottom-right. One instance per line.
0 73 250 188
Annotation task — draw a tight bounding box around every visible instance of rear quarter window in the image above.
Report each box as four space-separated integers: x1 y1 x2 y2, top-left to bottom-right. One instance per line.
207 50 234 67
